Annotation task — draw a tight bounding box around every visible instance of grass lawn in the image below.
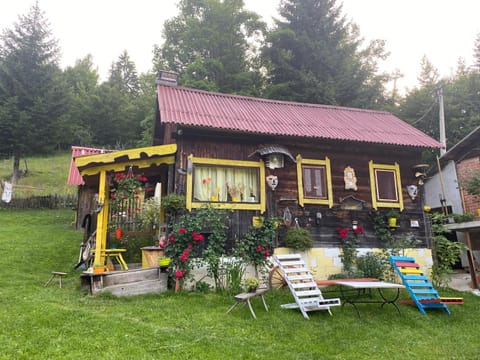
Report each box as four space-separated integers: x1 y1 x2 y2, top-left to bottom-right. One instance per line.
0 209 479 359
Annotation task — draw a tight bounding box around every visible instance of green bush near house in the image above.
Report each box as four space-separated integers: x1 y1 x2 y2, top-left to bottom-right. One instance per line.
284 227 314 251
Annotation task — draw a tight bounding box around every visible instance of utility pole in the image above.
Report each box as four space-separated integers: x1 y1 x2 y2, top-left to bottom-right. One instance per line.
437 86 446 156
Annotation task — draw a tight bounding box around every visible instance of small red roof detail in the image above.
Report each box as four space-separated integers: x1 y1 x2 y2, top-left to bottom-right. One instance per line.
67 146 113 186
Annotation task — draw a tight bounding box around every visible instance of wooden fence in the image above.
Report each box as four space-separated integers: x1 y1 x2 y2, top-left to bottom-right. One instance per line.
1 194 77 209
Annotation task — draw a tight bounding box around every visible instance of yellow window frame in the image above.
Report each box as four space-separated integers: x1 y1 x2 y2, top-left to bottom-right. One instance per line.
186 154 266 213
296 155 333 208
369 160 404 210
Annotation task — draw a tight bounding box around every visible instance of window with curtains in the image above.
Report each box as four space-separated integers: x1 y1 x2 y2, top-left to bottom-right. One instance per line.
296 155 333 207
368 160 403 210
193 165 260 203
186 155 266 212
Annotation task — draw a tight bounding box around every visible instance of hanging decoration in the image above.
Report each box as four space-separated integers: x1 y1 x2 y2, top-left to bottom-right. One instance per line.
343 166 358 191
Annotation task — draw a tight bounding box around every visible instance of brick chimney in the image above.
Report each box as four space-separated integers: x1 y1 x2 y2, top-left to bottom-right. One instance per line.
156 70 178 86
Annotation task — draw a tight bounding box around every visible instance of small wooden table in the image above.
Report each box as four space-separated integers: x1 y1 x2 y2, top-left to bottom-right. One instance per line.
92 249 128 271
226 287 269 319
336 281 405 317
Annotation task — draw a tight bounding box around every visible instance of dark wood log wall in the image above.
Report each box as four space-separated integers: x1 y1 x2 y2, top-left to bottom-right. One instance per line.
166 128 431 250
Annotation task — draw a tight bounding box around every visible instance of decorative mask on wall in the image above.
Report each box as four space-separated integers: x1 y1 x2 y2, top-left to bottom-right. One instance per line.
266 175 278 191
406 184 418 200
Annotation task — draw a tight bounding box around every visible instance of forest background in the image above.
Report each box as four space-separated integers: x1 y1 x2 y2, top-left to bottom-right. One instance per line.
2 0 480 183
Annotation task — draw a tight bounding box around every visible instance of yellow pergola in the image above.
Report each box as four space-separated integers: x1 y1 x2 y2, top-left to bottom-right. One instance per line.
74 144 177 273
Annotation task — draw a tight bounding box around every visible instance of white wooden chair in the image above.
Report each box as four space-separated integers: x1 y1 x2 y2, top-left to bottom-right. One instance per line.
273 254 341 319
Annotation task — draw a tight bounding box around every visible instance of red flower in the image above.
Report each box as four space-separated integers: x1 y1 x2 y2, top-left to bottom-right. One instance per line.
182 248 190 256
179 254 188 262
187 243 193 249
353 225 365 235
192 232 204 242
178 228 186 235
264 250 270 257
175 270 183 279
336 227 349 239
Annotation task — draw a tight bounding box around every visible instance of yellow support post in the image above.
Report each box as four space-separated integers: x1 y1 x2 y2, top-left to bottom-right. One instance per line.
93 170 110 273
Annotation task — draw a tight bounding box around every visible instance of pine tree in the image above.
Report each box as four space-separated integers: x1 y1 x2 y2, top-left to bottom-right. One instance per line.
0 2 67 182
473 32 480 72
261 0 389 108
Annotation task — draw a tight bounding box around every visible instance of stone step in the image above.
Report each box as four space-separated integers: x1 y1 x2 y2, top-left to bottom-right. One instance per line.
102 267 161 287
101 277 168 297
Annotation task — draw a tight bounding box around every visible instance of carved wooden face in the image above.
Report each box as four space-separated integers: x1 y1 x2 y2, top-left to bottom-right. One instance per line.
407 184 418 200
266 175 278 191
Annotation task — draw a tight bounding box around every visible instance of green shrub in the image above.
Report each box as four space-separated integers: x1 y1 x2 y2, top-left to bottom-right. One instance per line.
355 252 387 280
284 227 314 251
452 213 475 223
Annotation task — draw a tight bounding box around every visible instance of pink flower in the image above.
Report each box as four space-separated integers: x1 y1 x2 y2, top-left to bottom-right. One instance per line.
179 254 188 262
183 249 190 256
175 270 183 279
178 228 186 235
187 243 193 249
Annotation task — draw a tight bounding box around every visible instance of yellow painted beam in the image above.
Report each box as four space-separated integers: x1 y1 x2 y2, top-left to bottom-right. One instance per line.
79 156 175 177
75 144 177 169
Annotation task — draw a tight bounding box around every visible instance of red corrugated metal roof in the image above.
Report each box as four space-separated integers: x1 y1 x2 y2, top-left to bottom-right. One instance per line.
67 146 113 186
157 85 443 148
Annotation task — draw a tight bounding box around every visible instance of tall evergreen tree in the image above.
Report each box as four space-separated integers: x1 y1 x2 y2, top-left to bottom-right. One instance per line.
261 0 389 108
0 2 67 182
159 0 266 95
417 55 439 88
473 32 480 72
108 50 140 96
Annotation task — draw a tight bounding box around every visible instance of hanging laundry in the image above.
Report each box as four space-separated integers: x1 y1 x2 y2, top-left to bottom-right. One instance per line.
2 181 13 203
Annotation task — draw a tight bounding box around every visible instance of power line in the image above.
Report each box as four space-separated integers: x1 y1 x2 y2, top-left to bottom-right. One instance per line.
411 100 436 125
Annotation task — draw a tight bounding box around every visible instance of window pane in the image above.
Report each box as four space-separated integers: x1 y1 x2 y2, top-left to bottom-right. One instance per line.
303 165 327 199
375 169 398 201
193 165 259 203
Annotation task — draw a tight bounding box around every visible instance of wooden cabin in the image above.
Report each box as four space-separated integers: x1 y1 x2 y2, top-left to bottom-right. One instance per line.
152 71 443 278
72 71 443 278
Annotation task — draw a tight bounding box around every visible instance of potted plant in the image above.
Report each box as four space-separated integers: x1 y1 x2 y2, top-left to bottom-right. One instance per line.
386 210 400 228
284 227 314 251
158 256 171 268
244 277 259 293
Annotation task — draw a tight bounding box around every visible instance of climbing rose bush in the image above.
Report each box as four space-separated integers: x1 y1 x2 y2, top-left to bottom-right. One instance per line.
164 215 205 289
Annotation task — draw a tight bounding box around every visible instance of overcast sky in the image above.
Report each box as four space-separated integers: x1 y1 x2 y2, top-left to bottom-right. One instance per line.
1 0 480 93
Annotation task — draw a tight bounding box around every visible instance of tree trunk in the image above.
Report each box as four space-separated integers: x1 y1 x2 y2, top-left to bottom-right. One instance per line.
11 154 21 184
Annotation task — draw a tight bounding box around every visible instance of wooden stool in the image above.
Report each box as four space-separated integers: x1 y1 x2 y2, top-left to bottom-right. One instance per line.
226 287 269 319
45 271 67 288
